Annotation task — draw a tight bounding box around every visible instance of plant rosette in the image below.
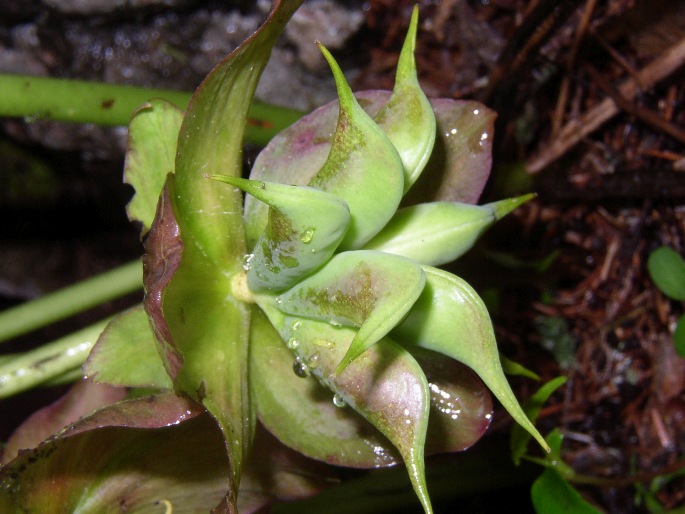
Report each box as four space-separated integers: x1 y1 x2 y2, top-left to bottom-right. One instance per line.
0 3 549 513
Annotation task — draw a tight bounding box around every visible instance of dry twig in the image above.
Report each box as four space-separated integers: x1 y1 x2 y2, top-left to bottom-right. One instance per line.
526 36 685 173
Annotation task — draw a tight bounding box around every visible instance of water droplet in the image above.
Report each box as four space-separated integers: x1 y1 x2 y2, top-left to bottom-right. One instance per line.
308 353 320 369
241 254 254 271
300 228 315 243
291 320 301 331
293 357 310 378
259 181 266 189
287 337 299 350
332 393 346 408
329 319 342 327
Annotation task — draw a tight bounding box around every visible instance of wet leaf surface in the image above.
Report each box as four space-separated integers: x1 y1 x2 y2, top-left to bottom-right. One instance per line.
245 92 495 247
394 266 548 451
270 250 425 371
259 304 433 513
250 307 401 468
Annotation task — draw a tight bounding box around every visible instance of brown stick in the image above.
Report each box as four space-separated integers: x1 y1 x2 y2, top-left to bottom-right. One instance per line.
551 0 598 137
585 64 685 145
526 36 685 173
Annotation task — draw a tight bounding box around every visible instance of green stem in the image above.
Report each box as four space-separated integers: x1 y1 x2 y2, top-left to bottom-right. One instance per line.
0 74 302 146
0 317 111 398
0 260 141 344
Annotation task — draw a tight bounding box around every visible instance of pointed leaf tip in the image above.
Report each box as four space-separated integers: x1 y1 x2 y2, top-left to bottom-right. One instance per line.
310 45 405 250
373 4 436 191
210 175 350 292
267 251 426 373
394 267 549 452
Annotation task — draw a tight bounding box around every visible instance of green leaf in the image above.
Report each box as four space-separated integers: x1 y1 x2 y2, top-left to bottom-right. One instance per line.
244 93 496 247
211 176 350 292
531 469 601 514
124 98 183 236
510 376 567 465
648 246 685 301
403 98 496 205
158 0 305 502
675 314 685 358
259 304 434 514
84 305 173 390
373 5 436 192
263 250 426 373
531 467 602 514
529 429 600 513
501 354 541 380
250 307 401 468
363 194 534 266
412 348 494 454
251 310 492 468
393 266 550 452
310 45 404 250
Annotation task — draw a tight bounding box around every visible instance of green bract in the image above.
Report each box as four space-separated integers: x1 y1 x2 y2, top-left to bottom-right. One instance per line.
209 5 547 512
0 3 549 513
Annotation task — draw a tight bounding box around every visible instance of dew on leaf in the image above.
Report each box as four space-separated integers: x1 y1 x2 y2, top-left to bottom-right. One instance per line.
287 337 299 350
308 353 320 369
241 253 254 271
293 357 310 378
332 393 347 408
300 228 315 243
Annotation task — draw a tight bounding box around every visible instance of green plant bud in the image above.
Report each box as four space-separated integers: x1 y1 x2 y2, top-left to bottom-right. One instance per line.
363 194 535 266
259 250 425 374
309 44 405 250
373 5 436 192
393 266 550 452
209 175 350 292
257 304 433 514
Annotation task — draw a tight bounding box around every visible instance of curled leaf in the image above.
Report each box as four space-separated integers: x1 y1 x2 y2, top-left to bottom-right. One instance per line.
142 179 184 378
373 5 436 191
363 194 535 266
309 45 404 250
393 266 549 452
263 250 426 373
0 402 227 513
124 98 183 236
210 176 350 292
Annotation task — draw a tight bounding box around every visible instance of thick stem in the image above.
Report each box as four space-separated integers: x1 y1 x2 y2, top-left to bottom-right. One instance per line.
0 317 111 399
0 74 302 146
0 260 141 344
